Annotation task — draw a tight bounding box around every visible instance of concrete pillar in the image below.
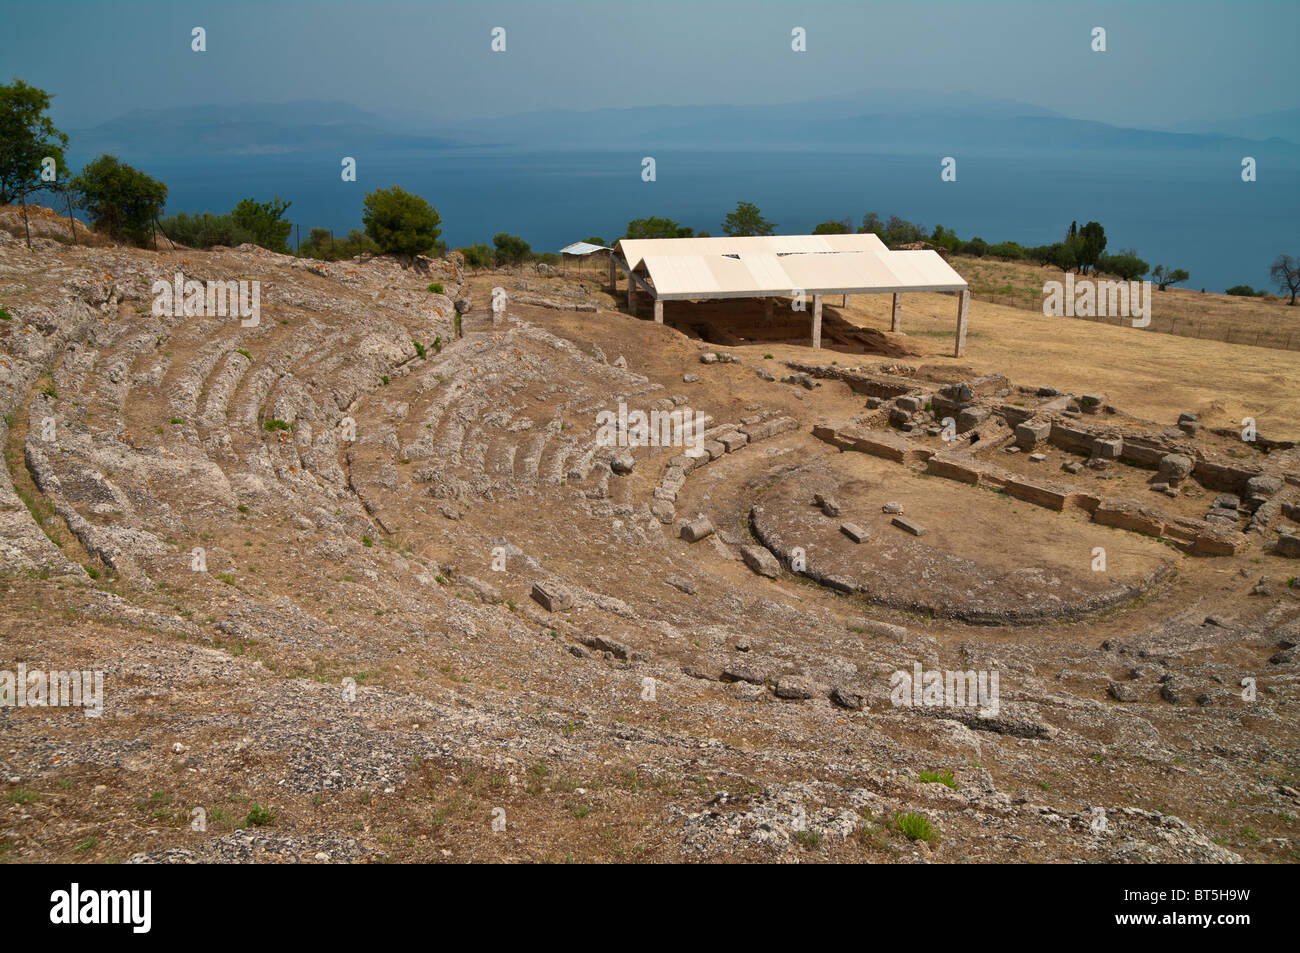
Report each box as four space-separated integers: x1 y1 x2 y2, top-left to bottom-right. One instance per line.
653 298 663 324
627 276 636 317
764 297 774 320
891 293 902 332
842 293 848 307
608 253 617 294
812 294 823 348
954 289 970 357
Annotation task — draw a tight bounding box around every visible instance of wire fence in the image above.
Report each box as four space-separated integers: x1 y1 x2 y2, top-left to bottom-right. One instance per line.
971 291 1300 352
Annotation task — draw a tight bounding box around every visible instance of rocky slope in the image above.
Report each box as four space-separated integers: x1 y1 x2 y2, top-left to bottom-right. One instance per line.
0 229 1296 863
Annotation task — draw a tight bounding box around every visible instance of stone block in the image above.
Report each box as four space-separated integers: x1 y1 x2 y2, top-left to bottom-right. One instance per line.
891 516 927 536
840 522 868 543
530 582 572 612
740 544 780 578
681 516 714 542
717 431 748 452
1158 453 1194 481
1015 419 1051 449
1092 436 1123 459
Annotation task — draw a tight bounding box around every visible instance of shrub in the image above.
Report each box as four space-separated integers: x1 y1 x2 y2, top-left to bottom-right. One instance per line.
70 155 168 246
1024 243 1065 267
362 186 442 257
157 211 255 249
987 241 1025 260
427 282 444 294
895 811 937 841
298 227 379 261
918 769 958 789
243 804 275 827
1225 284 1263 297
792 828 823 849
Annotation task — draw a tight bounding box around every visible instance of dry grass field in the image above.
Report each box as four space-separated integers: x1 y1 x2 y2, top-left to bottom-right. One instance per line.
957 255 1300 351
831 290 1300 441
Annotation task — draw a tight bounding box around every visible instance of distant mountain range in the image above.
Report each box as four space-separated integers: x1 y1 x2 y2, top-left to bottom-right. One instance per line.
1162 107 1300 145
68 92 1300 161
70 100 460 157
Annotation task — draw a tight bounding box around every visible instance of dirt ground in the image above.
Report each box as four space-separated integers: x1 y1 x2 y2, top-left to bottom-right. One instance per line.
0 236 1297 864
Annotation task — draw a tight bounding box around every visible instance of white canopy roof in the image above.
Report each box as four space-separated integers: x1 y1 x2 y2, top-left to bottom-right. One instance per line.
558 241 610 255
631 246 967 301
617 233 889 271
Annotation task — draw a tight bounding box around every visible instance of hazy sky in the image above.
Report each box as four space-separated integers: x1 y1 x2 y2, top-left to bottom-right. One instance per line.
3 0 1296 129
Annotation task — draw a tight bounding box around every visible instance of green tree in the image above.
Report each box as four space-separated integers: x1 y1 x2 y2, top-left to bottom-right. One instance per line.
1077 221 1107 273
812 219 850 235
722 201 775 237
1058 236 1083 272
1152 264 1190 291
858 212 883 236
70 155 167 246
302 227 332 255
1097 250 1148 281
581 236 607 247
882 215 925 247
230 196 292 252
362 186 442 257
492 232 532 264
0 79 68 206
930 225 960 251
624 216 693 240
460 243 492 268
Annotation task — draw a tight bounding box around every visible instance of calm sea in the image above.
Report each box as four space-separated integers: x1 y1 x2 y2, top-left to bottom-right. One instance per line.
82 148 1299 293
